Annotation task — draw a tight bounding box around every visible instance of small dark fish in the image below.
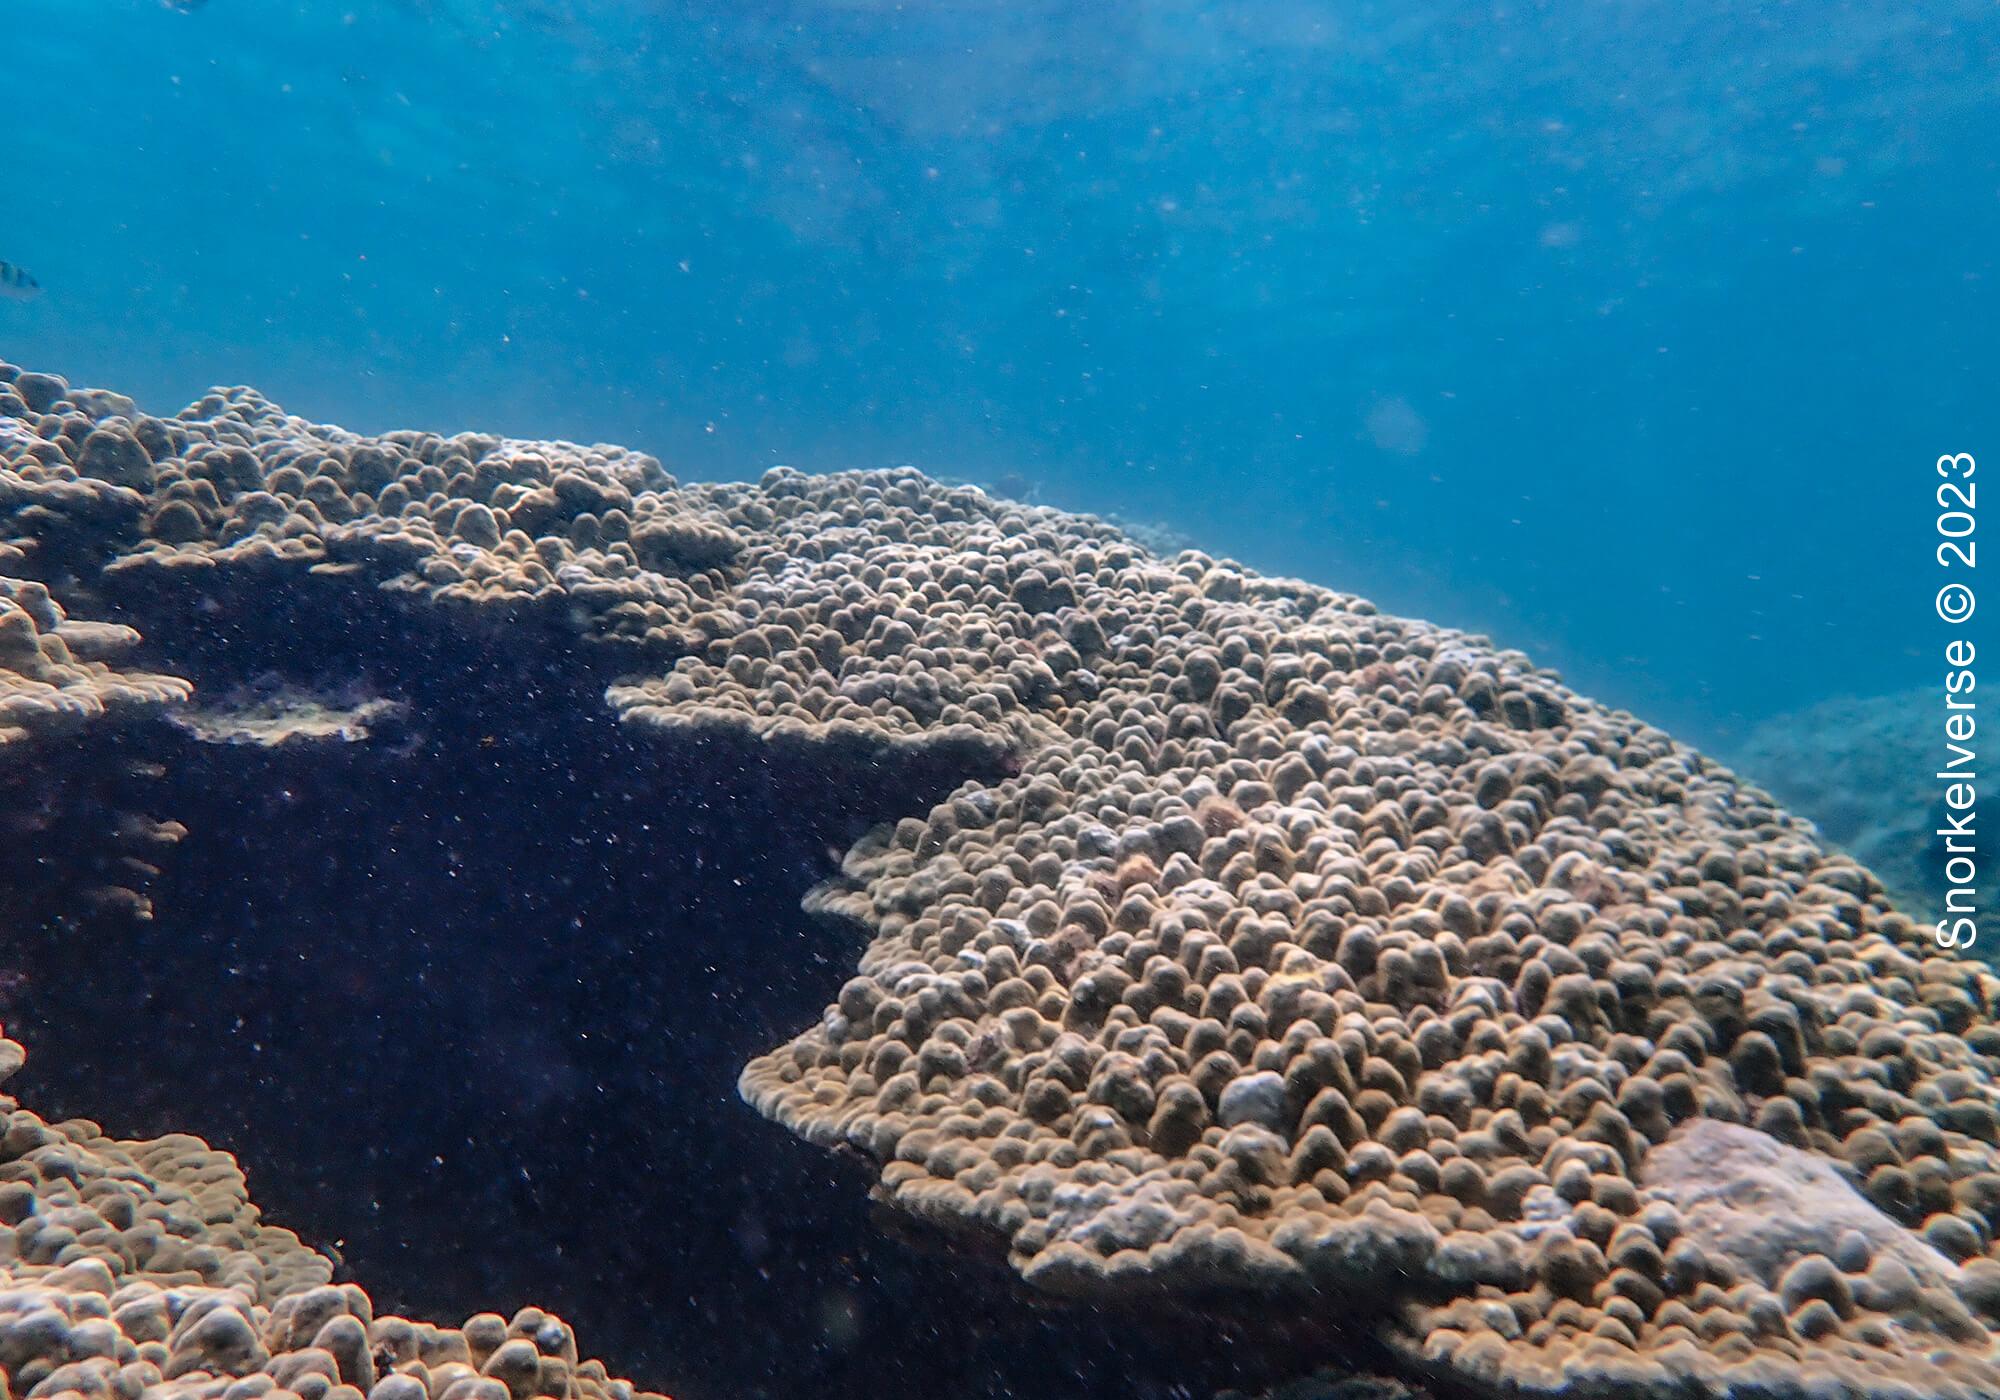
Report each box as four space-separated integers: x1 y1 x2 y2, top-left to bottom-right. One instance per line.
0 262 39 301
990 470 1041 503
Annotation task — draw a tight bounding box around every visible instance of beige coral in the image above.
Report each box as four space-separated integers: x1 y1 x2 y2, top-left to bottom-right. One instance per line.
0 1033 661 1400
0 577 188 745
4 359 2000 1398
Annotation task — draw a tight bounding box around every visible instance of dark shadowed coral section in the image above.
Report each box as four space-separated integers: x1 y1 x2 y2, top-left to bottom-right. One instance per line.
0 364 1351 1400
5 359 2000 1400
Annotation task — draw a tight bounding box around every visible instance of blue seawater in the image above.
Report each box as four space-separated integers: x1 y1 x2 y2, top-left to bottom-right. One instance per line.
6 1 1995 746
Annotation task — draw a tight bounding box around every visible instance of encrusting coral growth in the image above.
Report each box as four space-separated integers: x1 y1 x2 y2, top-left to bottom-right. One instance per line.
6 357 2000 1399
0 575 188 746
0 1032 658 1400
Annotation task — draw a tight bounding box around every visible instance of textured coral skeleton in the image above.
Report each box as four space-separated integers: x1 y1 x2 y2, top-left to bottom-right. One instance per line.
0 1064 644 1400
5 360 2000 1400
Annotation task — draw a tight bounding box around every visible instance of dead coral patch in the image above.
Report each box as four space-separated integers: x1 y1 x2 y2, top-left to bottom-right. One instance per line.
168 684 408 748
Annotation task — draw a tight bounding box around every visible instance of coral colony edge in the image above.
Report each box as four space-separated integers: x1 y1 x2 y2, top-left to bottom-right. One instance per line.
4 360 2000 1400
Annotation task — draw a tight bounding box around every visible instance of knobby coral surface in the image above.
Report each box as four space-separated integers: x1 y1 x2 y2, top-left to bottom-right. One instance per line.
0 575 187 746
0 1033 661 1400
5 359 2000 1399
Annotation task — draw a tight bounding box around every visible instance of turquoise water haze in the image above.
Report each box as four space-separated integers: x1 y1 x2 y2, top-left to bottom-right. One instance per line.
5 0 1997 742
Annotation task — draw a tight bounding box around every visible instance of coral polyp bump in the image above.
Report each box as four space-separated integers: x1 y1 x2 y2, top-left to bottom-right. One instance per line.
5 359 2000 1400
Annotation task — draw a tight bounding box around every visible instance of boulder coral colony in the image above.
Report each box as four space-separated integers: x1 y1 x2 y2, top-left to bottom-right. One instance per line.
4 360 2000 1399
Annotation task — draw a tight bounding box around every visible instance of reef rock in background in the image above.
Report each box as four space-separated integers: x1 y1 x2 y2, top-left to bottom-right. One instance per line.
1729 688 2000 931
5 358 2000 1400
